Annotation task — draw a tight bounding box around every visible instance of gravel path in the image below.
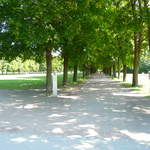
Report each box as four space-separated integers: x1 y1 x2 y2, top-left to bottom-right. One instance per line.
0 75 150 150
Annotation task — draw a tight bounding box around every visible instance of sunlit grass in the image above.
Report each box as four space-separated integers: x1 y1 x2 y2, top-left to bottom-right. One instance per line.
0 73 83 90
121 82 143 91
145 95 150 98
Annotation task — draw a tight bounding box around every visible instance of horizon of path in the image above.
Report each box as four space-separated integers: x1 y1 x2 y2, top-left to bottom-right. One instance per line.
0 74 150 150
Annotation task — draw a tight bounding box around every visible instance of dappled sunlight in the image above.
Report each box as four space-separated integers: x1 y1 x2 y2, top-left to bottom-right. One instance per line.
88 88 100 91
15 100 24 102
133 106 150 114
66 119 77 123
67 135 82 139
112 117 133 121
11 137 27 143
58 95 80 100
51 122 69 126
33 95 39 98
78 124 95 129
0 126 24 132
52 128 64 134
29 135 39 139
82 112 89 116
120 130 150 144
104 136 120 141
9 135 50 144
48 114 65 118
113 92 144 97
0 121 10 124
73 142 94 150
112 109 127 113
16 104 39 109
0 75 150 149
86 129 99 137
64 104 71 107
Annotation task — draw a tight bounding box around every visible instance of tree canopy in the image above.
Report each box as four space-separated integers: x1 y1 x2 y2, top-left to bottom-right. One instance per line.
0 0 150 93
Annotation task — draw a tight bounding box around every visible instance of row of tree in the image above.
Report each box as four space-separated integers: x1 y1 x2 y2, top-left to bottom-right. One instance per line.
0 58 40 74
0 57 63 74
0 0 150 94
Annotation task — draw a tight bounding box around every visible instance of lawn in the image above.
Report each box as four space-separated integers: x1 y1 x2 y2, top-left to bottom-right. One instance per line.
115 73 150 96
0 73 84 90
121 82 143 91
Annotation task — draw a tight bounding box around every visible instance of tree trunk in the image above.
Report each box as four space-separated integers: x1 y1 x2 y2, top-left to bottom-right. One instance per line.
132 32 142 86
113 64 117 78
46 49 52 95
117 57 120 79
123 64 127 82
73 64 78 82
63 55 68 86
143 0 150 51
148 26 150 51
109 67 112 76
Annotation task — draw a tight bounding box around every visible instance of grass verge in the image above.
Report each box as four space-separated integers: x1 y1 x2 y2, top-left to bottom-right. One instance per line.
121 82 143 91
0 73 84 90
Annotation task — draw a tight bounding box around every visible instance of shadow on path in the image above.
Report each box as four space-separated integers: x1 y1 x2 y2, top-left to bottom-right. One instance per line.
0 75 150 150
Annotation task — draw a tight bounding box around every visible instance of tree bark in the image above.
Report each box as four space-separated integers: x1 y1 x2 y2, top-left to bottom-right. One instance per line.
130 0 143 86
113 64 117 78
132 32 142 86
73 64 78 82
109 67 112 76
63 55 68 86
117 57 120 79
123 64 127 82
46 49 52 95
148 25 150 51
143 0 150 51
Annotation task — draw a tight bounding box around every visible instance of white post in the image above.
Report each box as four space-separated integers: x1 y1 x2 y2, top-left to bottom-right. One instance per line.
148 71 150 92
52 72 57 96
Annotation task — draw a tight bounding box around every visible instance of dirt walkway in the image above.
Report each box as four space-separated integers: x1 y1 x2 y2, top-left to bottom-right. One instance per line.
0 75 150 150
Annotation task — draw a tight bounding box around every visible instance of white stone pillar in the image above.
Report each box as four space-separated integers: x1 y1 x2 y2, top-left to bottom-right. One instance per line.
149 71 150 93
52 73 57 96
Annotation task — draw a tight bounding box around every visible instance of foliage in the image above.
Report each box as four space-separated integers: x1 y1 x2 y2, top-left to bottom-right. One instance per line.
0 0 150 89
139 55 150 73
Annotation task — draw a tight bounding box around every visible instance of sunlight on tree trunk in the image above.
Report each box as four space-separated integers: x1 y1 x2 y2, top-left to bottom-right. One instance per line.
132 32 142 86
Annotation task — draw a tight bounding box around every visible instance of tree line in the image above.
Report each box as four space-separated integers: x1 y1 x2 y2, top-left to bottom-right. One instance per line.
0 0 150 95
0 57 63 74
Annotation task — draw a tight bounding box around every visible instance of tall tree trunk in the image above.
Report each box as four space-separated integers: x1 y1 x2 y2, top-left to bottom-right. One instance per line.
132 32 142 86
46 49 52 95
113 64 117 78
63 55 68 86
143 0 150 51
148 26 150 51
82 65 86 78
109 67 112 76
117 57 120 79
130 0 143 86
73 64 78 82
123 64 127 82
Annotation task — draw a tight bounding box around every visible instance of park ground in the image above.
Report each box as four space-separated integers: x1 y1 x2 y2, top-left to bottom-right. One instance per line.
0 74 150 150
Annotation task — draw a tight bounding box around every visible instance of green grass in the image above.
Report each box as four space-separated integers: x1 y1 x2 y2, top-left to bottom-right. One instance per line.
0 73 84 90
121 82 143 91
145 95 150 98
